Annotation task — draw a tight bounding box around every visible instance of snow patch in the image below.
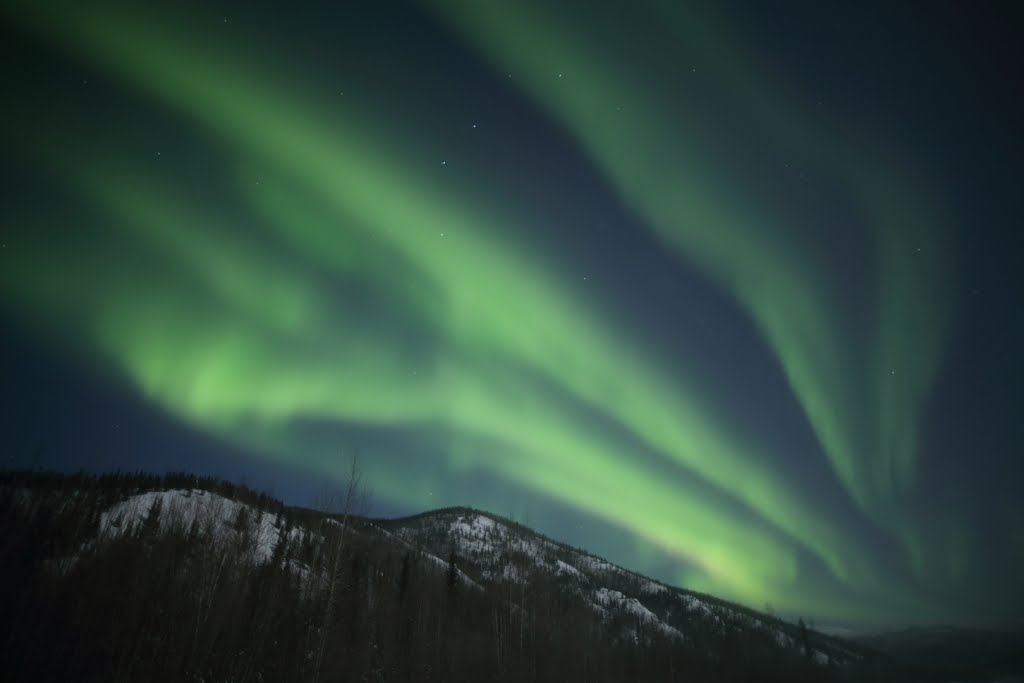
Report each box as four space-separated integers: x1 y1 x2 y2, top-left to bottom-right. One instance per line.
576 555 619 577
681 594 714 617
99 489 284 563
555 559 585 580
774 630 794 648
449 514 507 557
501 563 525 583
591 588 682 640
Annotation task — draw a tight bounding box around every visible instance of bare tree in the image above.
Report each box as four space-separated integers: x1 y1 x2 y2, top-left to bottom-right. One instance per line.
311 455 367 683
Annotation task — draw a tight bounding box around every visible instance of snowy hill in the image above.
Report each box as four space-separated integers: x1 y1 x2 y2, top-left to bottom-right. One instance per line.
57 487 863 666
100 488 296 563
2 472 891 682
377 508 861 665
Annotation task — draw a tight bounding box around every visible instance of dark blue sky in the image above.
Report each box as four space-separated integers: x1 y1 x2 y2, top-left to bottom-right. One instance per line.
1 0 1022 627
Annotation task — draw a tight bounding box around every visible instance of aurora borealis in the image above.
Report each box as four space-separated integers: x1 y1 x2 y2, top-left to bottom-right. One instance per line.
1 0 1021 626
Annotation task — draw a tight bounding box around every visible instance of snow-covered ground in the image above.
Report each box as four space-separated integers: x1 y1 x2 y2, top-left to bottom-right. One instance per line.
99 488 303 564
591 587 683 640
555 559 586 580
401 512 707 644
12 487 857 669
681 593 716 617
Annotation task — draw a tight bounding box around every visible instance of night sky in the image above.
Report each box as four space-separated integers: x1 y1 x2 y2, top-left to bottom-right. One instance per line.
2 0 1022 628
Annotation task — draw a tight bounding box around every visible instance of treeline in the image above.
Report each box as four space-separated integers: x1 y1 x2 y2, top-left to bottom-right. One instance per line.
1 470 906 682
0 468 286 513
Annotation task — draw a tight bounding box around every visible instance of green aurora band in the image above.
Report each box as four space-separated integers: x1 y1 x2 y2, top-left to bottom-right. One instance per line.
426 0 952 519
0 0 966 622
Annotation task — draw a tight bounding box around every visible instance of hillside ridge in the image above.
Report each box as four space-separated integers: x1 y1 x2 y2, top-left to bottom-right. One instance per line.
0 469 926 682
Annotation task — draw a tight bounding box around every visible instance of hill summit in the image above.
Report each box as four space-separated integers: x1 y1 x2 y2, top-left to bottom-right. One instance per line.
1 470 908 682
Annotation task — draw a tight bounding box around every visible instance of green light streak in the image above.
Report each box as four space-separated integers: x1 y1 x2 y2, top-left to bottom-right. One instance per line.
12 157 801 596
426 0 952 520
0 0 952 619
653 1 954 507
